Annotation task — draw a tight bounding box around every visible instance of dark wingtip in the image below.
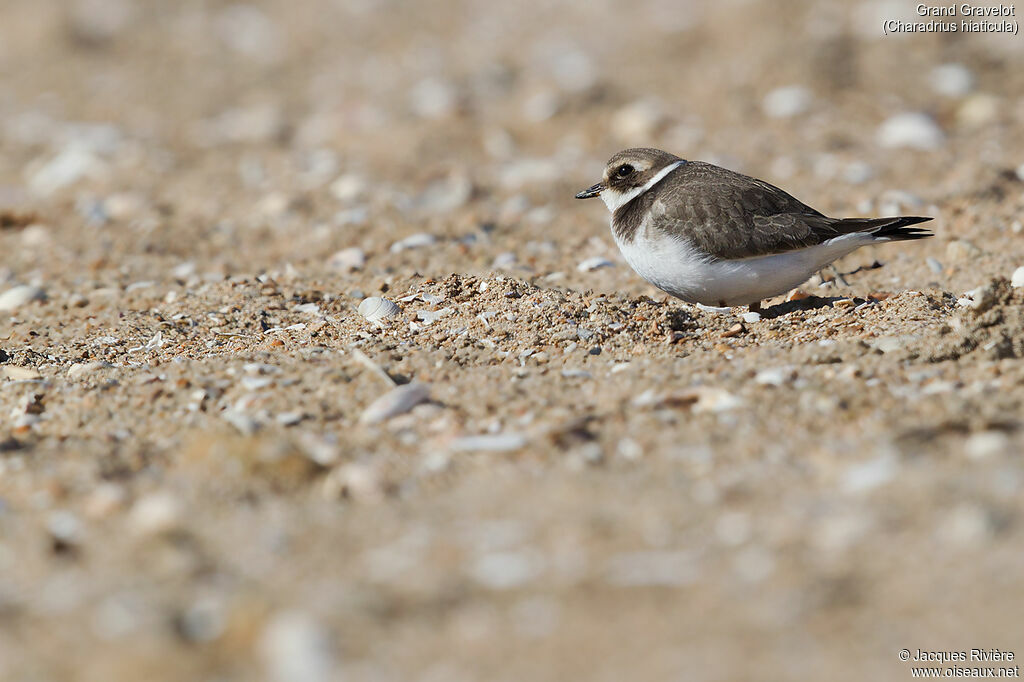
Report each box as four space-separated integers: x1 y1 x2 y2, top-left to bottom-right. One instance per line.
892 229 933 240
890 216 934 240
895 216 934 227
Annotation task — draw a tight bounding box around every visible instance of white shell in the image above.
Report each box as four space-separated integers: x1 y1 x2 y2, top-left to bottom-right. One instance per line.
327 247 365 272
360 383 430 425
358 296 400 324
0 285 45 312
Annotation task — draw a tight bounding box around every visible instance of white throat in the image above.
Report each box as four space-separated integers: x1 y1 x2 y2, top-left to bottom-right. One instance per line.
600 160 684 213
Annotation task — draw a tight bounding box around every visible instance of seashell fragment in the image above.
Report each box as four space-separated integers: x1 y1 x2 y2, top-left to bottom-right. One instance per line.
327 247 365 271
360 383 430 425
357 296 400 325
0 285 45 312
577 257 614 272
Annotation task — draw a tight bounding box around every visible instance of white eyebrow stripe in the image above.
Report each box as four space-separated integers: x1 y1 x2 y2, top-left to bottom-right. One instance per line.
602 160 685 212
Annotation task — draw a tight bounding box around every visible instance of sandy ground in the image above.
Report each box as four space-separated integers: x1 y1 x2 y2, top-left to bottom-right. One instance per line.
2 1 1024 680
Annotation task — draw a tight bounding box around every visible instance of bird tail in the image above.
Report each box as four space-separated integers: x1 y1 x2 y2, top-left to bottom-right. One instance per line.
834 215 933 241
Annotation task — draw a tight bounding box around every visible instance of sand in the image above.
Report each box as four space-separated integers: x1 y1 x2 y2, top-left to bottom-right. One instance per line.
2 1 1024 680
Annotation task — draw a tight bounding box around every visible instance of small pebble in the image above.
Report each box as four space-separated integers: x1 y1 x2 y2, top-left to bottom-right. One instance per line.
842 456 897 494
0 285 46 312
873 336 904 354
416 308 453 326
28 146 107 195
577 257 614 272
2 366 41 381
957 283 996 311
940 504 991 547
611 99 665 142
715 511 751 546
691 387 742 413
761 85 812 118
721 322 745 338
785 289 810 302
926 257 944 274
215 5 283 63
754 367 791 386
128 492 184 537
491 252 517 269
616 438 643 460
522 90 562 122
293 303 320 315
876 112 945 151
84 483 127 519
956 94 999 129
176 598 225 643
322 461 386 501
360 383 430 425
696 303 732 313
389 233 437 253
928 63 974 98
67 0 133 45
843 161 874 185
470 551 543 590
1010 266 1024 288
965 431 1010 460
222 410 260 436
326 247 365 272
68 361 113 378
276 411 304 427
47 510 83 552
328 174 365 203
945 239 982 261
448 433 527 452
68 293 90 308
416 175 472 214
240 376 274 391
409 77 458 119
260 611 334 682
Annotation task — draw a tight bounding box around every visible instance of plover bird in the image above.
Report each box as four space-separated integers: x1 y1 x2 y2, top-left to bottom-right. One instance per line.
575 148 933 311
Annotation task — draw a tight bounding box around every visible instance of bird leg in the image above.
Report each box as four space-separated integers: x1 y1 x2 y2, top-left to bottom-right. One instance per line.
817 265 849 290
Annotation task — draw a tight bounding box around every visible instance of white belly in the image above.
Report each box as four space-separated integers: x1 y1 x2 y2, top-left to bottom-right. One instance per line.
613 226 875 306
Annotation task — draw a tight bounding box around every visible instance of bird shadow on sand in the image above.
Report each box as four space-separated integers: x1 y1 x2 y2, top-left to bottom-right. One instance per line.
756 295 864 319
755 262 885 318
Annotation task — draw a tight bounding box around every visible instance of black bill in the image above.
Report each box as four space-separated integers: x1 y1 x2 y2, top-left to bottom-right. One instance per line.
575 183 603 199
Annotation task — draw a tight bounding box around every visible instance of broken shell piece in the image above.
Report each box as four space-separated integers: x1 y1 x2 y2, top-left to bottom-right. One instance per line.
360 383 430 425
577 257 614 272
327 247 365 272
358 296 400 324
720 323 745 338
785 289 811 302
956 283 995 312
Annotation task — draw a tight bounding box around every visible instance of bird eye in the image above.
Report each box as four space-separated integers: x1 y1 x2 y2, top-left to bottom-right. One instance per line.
615 164 634 178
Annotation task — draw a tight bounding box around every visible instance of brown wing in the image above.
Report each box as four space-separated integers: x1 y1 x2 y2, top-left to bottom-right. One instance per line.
651 162 838 260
